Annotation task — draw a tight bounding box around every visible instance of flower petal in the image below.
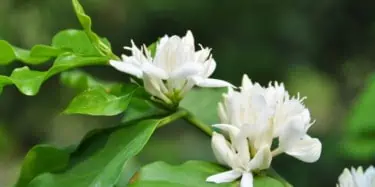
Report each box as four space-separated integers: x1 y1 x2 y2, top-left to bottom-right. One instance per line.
141 63 168 79
195 48 211 63
212 125 249 165
278 116 307 150
182 30 195 47
157 35 169 49
213 124 240 140
218 102 229 124
206 170 242 183
337 168 355 187
192 76 233 88
170 62 203 79
178 80 195 97
109 60 143 78
143 73 171 104
284 135 322 163
205 58 216 77
211 132 235 166
241 172 254 187
364 166 375 184
241 74 253 90
248 145 272 170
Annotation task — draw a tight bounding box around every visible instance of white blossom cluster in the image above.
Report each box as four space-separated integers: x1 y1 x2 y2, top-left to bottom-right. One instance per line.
337 166 375 187
110 31 231 105
109 30 375 187
206 75 322 187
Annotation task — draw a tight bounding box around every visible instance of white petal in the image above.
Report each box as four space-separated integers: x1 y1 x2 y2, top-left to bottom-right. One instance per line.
241 172 254 187
253 121 274 151
109 60 143 78
182 30 195 47
241 74 253 90
248 146 272 170
206 170 242 183
143 73 171 103
192 76 233 88
364 166 375 184
141 63 168 79
157 35 169 50
170 62 203 79
351 166 370 187
178 80 195 97
195 48 211 63
233 136 250 166
337 168 355 187
301 109 312 129
284 135 322 163
202 58 216 77
153 36 180 71
278 116 307 150
213 124 240 140
211 132 236 166
212 124 250 164
218 102 229 123
251 93 268 111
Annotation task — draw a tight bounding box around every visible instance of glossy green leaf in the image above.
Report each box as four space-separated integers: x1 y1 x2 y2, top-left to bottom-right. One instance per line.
130 181 191 187
60 70 123 94
344 74 375 160
72 0 112 57
0 40 16 64
28 119 159 187
0 40 62 65
52 30 101 56
122 97 169 123
180 87 227 125
0 53 109 96
9 67 46 95
122 88 169 123
64 86 136 116
28 45 63 58
14 145 70 187
129 161 285 187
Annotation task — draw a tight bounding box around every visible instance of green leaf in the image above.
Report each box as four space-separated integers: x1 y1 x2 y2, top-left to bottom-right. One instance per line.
0 40 16 64
28 119 159 187
122 88 169 123
64 86 136 116
122 97 169 123
14 145 70 187
0 53 109 96
180 88 227 125
0 40 62 65
129 161 285 187
60 70 123 94
130 181 191 187
344 73 375 160
147 42 157 58
72 0 93 33
28 45 63 58
52 30 101 56
10 67 46 95
72 0 112 57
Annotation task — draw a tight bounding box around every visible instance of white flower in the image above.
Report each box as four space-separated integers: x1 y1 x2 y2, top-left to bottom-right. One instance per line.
206 74 322 187
207 132 272 187
110 30 231 105
337 166 375 187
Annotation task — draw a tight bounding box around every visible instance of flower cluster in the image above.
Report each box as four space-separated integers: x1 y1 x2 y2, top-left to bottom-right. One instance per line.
206 75 322 187
110 31 231 106
111 30 324 187
336 166 375 187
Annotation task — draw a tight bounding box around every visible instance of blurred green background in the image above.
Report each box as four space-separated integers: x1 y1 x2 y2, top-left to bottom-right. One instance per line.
1 0 375 186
